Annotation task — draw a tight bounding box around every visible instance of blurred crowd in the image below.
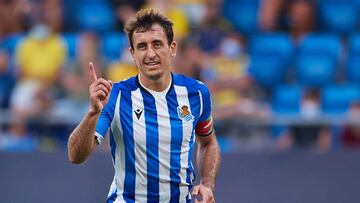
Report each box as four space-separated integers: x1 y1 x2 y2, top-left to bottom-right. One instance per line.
1 0 360 153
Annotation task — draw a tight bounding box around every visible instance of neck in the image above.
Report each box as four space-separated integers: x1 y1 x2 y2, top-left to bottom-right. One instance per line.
139 72 171 92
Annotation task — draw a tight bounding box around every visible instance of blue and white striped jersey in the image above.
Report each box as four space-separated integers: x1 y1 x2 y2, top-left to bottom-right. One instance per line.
95 73 213 203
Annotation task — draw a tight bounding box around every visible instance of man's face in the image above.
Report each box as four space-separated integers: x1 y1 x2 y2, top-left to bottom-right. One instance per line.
130 24 176 81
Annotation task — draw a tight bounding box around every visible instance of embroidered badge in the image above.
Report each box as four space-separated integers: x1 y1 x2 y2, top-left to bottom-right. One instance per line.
177 105 194 122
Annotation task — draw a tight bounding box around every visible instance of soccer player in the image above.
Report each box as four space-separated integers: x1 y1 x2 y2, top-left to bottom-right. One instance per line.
67 9 220 203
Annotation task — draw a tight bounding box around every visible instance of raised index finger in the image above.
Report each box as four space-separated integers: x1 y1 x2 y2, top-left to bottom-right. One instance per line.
89 62 97 82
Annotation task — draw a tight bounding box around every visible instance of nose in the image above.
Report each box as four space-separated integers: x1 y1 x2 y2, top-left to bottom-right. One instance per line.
146 47 156 58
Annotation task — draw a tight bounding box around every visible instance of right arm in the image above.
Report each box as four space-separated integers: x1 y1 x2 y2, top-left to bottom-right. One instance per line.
67 111 100 164
67 62 112 164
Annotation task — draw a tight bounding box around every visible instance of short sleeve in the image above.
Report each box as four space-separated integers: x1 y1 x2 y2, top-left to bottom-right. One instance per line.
195 83 214 137
198 83 212 122
95 88 119 144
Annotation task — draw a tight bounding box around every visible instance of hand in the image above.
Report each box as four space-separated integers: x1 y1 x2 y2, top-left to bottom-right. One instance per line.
192 184 215 203
88 62 112 114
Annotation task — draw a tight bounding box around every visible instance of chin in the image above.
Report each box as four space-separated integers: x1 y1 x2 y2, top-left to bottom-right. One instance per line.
148 73 162 80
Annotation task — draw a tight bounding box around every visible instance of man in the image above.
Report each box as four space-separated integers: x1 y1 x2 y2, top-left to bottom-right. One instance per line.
67 9 220 203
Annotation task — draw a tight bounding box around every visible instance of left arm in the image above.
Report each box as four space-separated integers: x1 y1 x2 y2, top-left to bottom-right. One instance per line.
192 130 221 203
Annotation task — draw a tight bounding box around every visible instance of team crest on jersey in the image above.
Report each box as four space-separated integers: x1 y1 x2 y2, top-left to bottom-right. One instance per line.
177 105 194 122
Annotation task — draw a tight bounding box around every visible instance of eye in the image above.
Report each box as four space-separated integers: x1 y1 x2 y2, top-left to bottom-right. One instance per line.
137 43 146 50
154 42 162 49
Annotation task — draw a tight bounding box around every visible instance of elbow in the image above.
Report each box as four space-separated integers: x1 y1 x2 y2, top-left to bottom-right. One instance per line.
69 157 83 165
68 152 85 164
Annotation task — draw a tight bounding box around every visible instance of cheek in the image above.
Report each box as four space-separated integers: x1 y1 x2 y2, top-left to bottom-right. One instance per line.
133 53 144 62
160 51 172 60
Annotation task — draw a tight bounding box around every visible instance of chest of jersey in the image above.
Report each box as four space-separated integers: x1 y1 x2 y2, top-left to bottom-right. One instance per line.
118 87 199 149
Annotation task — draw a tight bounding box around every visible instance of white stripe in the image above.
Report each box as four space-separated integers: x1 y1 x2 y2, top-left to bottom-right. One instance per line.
131 88 148 202
174 86 193 201
198 90 203 118
108 179 125 203
111 92 126 199
154 93 172 202
113 196 125 203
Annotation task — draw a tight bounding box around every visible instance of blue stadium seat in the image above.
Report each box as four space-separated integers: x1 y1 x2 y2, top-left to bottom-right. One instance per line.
100 33 128 63
62 33 79 62
1 33 24 56
248 33 293 87
295 34 341 87
0 33 24 69
295 54 337 87
347 55 360 85
222 0 260 34
348 33 360 54
272 85 303 114
347 34 360 84
319 0 358 34
249 33 293 61
73 3 115 33
322 85 360 114
298 34 341 58
249 55 285 87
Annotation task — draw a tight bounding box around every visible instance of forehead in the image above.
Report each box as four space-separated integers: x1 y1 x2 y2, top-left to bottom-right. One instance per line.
132 24 168 45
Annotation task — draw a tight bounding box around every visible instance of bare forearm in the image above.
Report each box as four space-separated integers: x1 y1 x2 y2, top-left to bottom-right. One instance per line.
67 111 99 164
197 135 221 191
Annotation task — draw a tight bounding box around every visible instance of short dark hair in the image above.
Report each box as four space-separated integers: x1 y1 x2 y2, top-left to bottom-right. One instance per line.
124 9 174 49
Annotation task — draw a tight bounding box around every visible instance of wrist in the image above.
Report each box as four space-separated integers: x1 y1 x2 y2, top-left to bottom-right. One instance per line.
87 108 101 116
200 182 214 192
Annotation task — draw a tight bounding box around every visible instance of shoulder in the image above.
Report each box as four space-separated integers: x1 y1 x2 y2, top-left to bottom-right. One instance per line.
112 75 138 93
172 72 209 93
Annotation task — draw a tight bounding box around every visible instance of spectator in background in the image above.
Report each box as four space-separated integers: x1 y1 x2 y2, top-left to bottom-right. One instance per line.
0 49 15 109
0 0 33 38
258 0 283 31
200 33 260 120
145 0 190 41
194 0 232 55
172 36 203 80
341 101 360 149
60 32 103 105
111 0 146 31
287 0 316 42
52 32 104 118
43 0 63 33
259 0 317 42
0 116 38 152
106 46 138 82
277 89 332 152
10 23 66 118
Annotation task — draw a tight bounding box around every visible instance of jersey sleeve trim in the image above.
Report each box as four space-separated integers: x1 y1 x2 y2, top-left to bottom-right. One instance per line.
95 131 105 144
198 90 204 120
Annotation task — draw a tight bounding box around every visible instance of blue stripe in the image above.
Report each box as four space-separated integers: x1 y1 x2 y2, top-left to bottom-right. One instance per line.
110 130 116 163
120 90 136 200
123 197 135 203
107 189 117 203
140 90 160 202
166 87 182 202
186 87 200 189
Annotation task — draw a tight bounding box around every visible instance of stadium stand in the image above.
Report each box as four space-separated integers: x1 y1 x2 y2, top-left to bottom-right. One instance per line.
248 33 293 87
1 0 360 152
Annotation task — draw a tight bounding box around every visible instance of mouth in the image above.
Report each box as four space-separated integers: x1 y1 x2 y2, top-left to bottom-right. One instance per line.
144 61 160 68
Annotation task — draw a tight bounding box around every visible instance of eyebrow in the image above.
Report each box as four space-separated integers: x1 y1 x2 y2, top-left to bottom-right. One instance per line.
152 39 163 44
136 42 146 48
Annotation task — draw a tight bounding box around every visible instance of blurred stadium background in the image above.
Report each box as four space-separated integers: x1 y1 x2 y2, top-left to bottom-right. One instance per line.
1 0 360 202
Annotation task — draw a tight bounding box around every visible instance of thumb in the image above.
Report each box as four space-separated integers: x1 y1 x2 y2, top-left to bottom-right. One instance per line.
89 62 98 83
191 185 200 196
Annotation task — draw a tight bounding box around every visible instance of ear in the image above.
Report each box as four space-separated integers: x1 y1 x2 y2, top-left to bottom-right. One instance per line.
170 41 177 57
129 47 135 62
